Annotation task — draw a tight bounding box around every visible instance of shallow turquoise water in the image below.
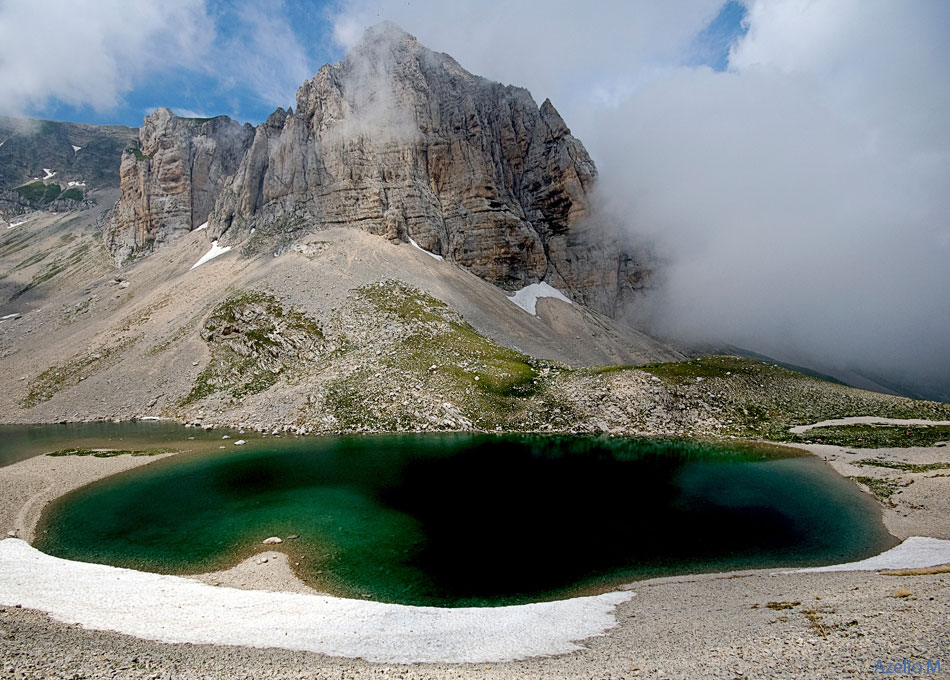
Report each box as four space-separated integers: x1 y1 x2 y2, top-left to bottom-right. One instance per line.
34 434 895 606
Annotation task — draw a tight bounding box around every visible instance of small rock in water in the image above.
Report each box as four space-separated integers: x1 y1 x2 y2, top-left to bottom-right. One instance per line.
234 439 246 445
286 534 299 540
262 536 282 545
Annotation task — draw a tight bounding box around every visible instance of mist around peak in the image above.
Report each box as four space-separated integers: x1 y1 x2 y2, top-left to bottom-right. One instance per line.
333 2 950 402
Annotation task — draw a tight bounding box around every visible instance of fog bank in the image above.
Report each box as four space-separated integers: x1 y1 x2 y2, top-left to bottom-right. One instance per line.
335 1 950 399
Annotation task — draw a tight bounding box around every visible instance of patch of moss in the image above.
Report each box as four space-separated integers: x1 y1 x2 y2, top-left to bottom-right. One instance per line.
359 281 448 324
342 280 573 429
239 216 308 257
586 365 636 376
0 231 34 258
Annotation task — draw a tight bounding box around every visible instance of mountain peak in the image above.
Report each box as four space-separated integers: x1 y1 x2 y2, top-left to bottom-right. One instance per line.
356 21 418 46
107 31 650 317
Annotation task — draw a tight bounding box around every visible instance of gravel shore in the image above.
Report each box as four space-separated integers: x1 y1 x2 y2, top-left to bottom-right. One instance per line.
0 439 947 678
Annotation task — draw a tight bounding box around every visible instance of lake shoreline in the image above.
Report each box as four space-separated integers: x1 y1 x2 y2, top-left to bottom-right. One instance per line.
1 428 948 677
23 431 897 607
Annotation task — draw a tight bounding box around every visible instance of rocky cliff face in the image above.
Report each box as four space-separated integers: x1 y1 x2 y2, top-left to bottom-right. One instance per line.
106 109 253 263
106 24 649 317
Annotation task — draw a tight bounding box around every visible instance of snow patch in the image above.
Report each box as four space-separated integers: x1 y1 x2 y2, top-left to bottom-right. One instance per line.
0 139 7 149
67 181 85 188
7 220 28 229
1 313 22 321
508 282 573 316
408 236 444 261
0 539 631 663
42 168 56 180
787 537 950 573
190 241 231 270
194 221 208 231
71 145 81 153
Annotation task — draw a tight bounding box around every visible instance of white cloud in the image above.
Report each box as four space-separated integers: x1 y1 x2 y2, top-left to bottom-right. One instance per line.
0 0 213 116
219 1 314 110
332 1 724 115
167 108 211 120
588 0 950 394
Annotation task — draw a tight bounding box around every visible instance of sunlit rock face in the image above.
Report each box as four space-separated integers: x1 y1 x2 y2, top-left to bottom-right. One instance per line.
106 108 253 264
109 23 650 317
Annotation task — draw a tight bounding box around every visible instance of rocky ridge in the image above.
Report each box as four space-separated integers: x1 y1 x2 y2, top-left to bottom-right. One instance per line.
106 23 650 318
0 117 137 218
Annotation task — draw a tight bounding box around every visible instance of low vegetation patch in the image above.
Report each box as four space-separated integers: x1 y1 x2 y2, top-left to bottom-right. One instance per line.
354 281 555 429
183 290 324 405
11 242 96 300
801 607 834 638
14 181 62 206
765 601 801 610
639 356 757 384
852 458 950 473
47 448 174 458
849 476 911 506
880 564 950 576
126 147 151 161
788 424 950 448
59 187 84 202
633 356 950 440
22 337 138 408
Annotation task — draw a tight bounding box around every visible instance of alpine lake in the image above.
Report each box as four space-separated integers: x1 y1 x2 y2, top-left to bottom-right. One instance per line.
2 423 895 607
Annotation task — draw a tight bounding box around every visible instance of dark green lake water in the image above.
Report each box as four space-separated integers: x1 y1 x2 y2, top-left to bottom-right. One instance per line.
34 434 895 607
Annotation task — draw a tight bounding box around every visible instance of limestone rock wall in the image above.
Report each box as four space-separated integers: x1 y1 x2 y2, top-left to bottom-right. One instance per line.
106 109 253 263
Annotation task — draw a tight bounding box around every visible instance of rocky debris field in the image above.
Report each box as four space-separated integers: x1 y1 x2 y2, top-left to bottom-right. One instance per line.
163 280 950 440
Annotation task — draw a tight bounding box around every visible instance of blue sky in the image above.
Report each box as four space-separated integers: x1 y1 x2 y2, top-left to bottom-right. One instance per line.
689 1 748 71
6 0 747 128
